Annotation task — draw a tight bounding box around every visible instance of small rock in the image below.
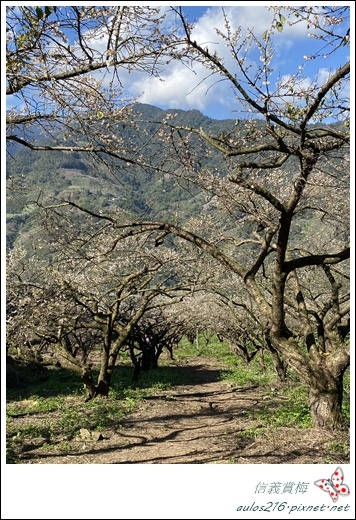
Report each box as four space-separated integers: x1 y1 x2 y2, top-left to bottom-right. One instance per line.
79 428 92 439
91 432 104 441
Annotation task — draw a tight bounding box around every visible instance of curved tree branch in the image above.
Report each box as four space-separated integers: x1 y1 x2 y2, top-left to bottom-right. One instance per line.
284 247 350 274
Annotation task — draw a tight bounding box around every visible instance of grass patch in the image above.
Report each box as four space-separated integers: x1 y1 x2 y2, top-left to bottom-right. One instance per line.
6 391 147 463
250 386 312 429
176 334 239 366
6 363 83 401
110 364 190 397
177 334 278 387
220 363 275 387
341 367 350 423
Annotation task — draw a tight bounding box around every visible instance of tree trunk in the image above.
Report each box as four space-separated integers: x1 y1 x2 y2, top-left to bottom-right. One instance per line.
270 336 348 430
82 366 96 401
95 376 111 397
309 378 343 429
83 369 113 398
141 346 158 371
81 358 114 399
266 339 287 384
95 354 116 396
270 352 287 384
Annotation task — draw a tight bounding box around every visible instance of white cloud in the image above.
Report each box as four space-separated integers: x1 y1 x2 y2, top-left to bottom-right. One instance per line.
124 5 318 118
124 6 265 117
133 65 208 111
129 61 239 119
81 5 350 120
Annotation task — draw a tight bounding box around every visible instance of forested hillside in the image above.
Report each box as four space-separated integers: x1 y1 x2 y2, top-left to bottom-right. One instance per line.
6 103 347 252
6 103 239 250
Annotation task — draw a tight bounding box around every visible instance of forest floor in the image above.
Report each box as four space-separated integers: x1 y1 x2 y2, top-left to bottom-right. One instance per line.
7 355 350 465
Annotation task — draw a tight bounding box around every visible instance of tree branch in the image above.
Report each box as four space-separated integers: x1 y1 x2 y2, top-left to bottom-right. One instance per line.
284 247 350 273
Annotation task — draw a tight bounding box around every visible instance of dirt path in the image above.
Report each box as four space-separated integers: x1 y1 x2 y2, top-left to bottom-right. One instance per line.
105 360 262 464
24 357 349 464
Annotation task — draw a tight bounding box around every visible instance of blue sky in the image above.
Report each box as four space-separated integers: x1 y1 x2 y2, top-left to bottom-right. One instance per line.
127 4 351 120
3 3 352 121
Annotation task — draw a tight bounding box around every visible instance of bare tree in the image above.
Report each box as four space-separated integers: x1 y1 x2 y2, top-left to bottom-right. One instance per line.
70 6 348 429
6 212 209 399
5 5 187 165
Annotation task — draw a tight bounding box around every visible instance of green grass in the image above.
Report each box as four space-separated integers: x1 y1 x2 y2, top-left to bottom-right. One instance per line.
176 334 278 387
341 367 350 423
220 363 276 387
6 363 83 401
249 386 312 429
6 364 190 426
176 334 240 365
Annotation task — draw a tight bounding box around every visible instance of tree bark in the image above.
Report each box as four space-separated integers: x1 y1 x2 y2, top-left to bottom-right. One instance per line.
268 347 287 384
82 366 97 401
270 336 348 429
309 375 343 429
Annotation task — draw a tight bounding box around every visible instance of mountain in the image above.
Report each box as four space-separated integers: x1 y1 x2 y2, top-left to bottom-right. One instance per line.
5 103 347 252
5 104 241 250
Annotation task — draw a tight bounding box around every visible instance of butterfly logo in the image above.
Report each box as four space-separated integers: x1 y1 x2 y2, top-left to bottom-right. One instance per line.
314 467 350 502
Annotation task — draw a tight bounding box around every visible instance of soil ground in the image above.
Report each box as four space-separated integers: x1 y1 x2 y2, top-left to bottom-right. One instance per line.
11 356 350 464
